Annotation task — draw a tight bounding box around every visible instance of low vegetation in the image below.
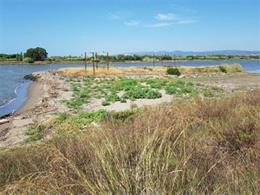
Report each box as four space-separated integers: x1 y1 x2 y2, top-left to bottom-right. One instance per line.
0 90 259 194
66 77 199 109
57 64 243 78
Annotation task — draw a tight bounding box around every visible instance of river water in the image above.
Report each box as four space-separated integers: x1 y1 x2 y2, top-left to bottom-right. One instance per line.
0 60 259 117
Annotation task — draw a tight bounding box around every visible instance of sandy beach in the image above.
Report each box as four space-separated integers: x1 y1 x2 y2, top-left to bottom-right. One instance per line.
0 71 64 148
17 81 44 114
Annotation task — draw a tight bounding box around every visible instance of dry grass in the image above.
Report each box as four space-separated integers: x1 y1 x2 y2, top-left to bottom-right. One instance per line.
0 90 259 194
56 64 243 77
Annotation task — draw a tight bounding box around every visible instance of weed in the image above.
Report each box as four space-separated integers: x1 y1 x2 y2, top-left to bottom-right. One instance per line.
25 124 47 141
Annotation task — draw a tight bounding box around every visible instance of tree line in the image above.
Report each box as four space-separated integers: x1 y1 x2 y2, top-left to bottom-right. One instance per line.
0 47 259 64
0 47 48 63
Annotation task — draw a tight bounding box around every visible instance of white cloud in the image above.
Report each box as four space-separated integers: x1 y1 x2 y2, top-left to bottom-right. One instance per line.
146 22 172 28
109 10 198 29
177 19 198 24
124 20 140 26
155 13 177 21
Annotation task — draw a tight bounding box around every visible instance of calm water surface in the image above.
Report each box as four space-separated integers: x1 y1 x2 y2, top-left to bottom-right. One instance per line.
0 60 259 117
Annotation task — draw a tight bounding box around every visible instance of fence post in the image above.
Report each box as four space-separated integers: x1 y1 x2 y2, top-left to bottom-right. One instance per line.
84 52 87 72
95 52 98 70
106 52 109 71
92 52 95 76
153 53 155 67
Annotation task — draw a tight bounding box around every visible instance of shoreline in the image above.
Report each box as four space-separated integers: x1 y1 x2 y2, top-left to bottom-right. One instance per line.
0 72 56 148
16 80 44 115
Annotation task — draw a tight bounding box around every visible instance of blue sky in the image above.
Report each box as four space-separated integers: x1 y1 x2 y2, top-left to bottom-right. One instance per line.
0 0 260 55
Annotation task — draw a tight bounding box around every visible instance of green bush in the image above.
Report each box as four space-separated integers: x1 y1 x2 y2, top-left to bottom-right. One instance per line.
23 57 34 63
166 67 181 76
219 66 227 73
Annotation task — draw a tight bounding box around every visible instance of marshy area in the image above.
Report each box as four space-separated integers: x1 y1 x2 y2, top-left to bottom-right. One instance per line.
0 64 260 194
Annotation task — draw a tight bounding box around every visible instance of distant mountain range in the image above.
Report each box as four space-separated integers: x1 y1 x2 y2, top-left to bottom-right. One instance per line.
130 50 260 56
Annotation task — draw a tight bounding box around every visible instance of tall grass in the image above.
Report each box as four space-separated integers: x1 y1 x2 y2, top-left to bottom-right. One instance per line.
0 90 259 194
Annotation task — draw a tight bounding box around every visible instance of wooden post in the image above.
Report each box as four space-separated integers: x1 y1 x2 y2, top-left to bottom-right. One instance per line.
20 52 23 61
92 52 95 76
95 52 98 70
160 56 163 66
106 52 109 71
173 55 176 68
84 52 87 72
152 54 155 67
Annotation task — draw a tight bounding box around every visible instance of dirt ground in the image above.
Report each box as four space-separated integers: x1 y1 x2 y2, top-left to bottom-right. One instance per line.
190 72 260 90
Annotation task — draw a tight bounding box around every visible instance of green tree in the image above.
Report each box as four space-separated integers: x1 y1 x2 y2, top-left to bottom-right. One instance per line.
24 47 48 61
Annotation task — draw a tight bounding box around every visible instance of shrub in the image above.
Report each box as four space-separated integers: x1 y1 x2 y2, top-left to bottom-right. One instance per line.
23 57 34 63
219 66 227 73
166 67 181 76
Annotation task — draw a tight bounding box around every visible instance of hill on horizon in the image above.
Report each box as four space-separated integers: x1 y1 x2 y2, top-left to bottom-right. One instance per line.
129 50 260 56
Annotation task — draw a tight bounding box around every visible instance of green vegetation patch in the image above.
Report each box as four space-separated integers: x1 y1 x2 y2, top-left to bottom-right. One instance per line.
66 77 200 110
66 77 165 109
25 124 47 141
165 80 195 95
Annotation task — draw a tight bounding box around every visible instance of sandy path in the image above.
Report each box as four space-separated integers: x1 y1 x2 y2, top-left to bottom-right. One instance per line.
191 72 260 90
84 90 173 112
